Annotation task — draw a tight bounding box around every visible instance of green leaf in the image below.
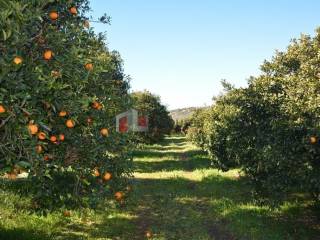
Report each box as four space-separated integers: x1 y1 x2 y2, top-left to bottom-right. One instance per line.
16 161 31 169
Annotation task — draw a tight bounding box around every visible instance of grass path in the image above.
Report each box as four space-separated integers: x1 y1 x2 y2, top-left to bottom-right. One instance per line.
0 136 319 239
127 136 319 240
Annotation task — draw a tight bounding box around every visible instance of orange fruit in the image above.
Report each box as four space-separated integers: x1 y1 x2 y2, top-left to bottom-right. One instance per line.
28 124 39 135
69 7 77 15
103 172 112 181
44 155 50 161
84 20 90 28
100 128 109 137
59 134 65 141
38 132 46 140
49 11 58 20
310 136 317 144
13 56 23 65
145 230 152 238
0 105 6 113
91 101 100 109
93 168 100 177
85 63 93 71
63 210 71 217
43 50 53 60
66 119 75 128
50 135 57 142
36 145 43 154
59 111 67 117
114 191 123 201
96 104 103 110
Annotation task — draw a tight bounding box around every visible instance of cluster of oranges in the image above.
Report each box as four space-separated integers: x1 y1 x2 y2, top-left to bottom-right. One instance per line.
26 99 109 162
93 167 124 201
14 5 105 161
49 6 77 21
28 120 65 161
12 6 93 71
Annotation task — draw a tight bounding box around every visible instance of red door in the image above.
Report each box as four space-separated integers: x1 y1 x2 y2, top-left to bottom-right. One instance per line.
119 116 128 133
138 116 147 127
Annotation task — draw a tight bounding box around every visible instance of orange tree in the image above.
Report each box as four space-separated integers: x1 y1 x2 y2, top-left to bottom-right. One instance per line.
0 0 133 211
190 31 320 206
131 91 174 143
186 107 211 148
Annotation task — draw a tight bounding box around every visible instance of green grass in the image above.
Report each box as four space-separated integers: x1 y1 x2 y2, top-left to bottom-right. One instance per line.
0 136 319 239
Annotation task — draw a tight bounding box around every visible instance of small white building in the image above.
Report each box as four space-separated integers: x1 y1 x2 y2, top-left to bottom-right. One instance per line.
116 109 148 133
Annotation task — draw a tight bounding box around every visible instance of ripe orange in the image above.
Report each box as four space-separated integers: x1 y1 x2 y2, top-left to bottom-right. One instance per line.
66 119 75 128
310 136 317 144
28 124 39 135
93 168 100 177
85 63 93 71
49 11 58 20
50 135 57 142
84 20 90 28
114 191 123 201
92 101 99 109
69 7 77 15
103 172 112 181
36 145 43 154
145 230 152 238
59 134 65 141
0 105 6 113
44 155 50 161
43 50 53 60
100 128 109 137
13 56 23 65
59 111 67 117
38 132 46 140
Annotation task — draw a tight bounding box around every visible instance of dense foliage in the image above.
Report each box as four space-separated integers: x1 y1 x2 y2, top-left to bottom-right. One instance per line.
188 31 320 206
0 0 133 211
131 91 174 143
174 118 192 134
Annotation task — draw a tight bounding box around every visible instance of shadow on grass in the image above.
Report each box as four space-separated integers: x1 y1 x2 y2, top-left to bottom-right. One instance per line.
0 227 89 240
131 176 319 240
62 175 319 240
0 228 52 240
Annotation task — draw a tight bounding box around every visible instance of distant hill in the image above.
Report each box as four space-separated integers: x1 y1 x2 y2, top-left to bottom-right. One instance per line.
170 107 202 122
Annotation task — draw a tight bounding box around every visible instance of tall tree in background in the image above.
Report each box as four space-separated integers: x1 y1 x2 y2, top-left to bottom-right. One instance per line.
0 0 133 211
131 91 174 143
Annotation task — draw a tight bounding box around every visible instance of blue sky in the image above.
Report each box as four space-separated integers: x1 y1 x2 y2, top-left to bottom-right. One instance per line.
90 0 320 110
